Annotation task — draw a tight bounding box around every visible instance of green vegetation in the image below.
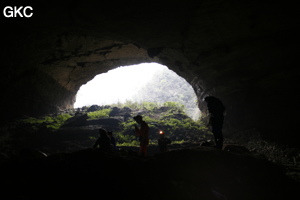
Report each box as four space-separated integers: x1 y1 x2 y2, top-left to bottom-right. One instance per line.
112 101 211 146
111 101 161 111
21 113 72 130
111 100 185 116
19 101 210 147
87 108 111 119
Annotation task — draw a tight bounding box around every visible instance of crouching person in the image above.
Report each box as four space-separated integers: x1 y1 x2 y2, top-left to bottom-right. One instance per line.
158 130 171 153
93 128 112 152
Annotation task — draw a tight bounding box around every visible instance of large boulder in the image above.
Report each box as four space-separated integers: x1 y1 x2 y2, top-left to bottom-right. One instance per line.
86 118 122 131
86 105 101 112
62 114 88 127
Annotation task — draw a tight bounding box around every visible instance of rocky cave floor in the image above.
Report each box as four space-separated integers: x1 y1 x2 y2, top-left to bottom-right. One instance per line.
1 143 299 200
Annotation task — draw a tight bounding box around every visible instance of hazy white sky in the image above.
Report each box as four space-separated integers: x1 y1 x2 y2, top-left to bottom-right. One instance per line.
74 63 167 107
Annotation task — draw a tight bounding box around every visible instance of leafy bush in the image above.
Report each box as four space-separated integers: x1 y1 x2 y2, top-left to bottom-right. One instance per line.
21 114 72 130
87 108 112 119
111 100 141 110
141 102 159 111
163 101 184 111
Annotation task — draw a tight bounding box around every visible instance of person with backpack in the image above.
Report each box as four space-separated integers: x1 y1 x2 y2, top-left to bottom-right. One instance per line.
157 130 171 152
205 96 226 149
133 115 149 157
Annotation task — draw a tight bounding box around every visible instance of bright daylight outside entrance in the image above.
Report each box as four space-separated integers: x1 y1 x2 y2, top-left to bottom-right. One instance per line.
74 63 200 120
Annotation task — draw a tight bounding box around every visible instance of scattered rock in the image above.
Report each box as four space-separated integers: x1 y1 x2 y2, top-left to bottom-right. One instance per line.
62 114 88 127
109 107 121 117
87 104 101 112
86 118 122 130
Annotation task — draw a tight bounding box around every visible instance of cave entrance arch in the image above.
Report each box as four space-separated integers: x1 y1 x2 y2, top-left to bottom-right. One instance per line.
74 62 201 120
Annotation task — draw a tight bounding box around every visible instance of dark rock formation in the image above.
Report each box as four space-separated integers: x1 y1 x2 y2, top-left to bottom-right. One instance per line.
1 0 299 146
62 114 88 127
86 118 122 130
86 104 101 112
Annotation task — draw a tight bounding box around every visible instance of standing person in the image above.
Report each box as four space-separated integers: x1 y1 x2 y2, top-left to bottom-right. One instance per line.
93 128 112 152
205 96 225 149
133 115 149 157
157 130 171 152
107 131 117 151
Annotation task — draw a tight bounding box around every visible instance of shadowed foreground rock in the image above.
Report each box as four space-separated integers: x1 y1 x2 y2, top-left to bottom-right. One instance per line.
1 147 298 200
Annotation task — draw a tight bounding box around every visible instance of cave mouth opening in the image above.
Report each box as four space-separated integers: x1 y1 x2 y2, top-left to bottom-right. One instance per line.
74 62 201 120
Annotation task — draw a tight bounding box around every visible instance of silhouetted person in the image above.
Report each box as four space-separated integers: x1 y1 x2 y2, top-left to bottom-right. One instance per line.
205 96 225 149
133 115 149 156
158 130 171 152
93 128 112 152
107 131 117 151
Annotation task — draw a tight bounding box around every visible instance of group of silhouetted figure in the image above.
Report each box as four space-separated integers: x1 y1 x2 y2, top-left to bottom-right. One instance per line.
93 129 117 152
93 96 225 156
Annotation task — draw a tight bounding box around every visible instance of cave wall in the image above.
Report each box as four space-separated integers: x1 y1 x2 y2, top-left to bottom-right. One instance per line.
1 0 299 145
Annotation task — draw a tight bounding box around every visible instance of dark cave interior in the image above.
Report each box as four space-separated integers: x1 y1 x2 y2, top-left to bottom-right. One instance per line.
1 0 300 199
